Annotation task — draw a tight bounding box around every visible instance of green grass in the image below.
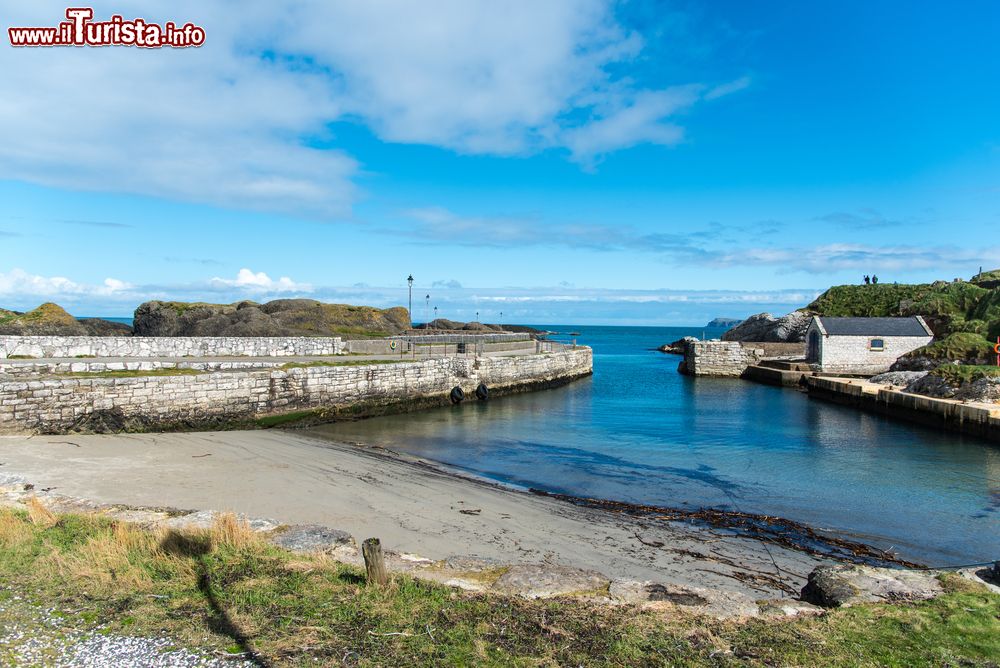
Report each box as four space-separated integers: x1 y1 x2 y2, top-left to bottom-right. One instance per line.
59 368 204 379
902 332 997 363
928 364 1000 386
5 354 35 360
0 507 997 667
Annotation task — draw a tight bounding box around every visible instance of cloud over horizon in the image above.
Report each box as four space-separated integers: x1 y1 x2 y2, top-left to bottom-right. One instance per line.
0 266 817 324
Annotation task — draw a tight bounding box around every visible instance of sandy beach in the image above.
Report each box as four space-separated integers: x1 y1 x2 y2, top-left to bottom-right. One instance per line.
0 429 826 600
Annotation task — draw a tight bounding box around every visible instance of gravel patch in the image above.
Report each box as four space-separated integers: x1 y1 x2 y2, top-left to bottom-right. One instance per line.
0 587 255 668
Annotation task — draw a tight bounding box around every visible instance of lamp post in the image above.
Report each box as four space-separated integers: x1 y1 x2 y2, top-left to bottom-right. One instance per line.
407 274 414 328
425 294 430 325
476 311 479 322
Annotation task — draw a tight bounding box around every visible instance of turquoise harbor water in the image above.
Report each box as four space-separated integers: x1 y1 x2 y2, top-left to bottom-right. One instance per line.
311 325 1000 566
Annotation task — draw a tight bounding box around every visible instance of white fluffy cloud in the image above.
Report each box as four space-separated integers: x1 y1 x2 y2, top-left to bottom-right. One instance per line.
209 268 311 294
0 1 745 216
0 269 133 297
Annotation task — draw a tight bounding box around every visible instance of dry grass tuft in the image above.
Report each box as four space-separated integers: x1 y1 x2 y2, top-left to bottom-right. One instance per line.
210 512 260 551
25 497 57 528
0 509 33 544
46 523 147 590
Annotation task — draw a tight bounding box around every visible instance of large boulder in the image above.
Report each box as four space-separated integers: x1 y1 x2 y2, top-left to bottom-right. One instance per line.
722 311 811 343
904 373 958 398
133 299 410 338
0 303 130 336
801 564 943 608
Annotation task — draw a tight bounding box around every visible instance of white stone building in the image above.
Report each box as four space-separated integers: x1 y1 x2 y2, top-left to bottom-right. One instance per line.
805 316 933 375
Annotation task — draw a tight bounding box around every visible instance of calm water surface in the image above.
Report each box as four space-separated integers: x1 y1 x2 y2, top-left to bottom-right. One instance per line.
310 325 1000 565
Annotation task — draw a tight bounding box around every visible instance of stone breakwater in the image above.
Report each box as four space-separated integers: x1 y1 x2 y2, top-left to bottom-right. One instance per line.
682 341 763 377
0 348 593 434
0 335 345 359
681 341 806 377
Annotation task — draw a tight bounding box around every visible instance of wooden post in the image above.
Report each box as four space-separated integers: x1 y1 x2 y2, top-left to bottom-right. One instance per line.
362 537 389 587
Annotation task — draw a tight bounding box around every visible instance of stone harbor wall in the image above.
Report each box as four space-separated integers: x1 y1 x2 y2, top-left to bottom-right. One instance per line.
806 375 1000 442
0 335 344 359
0 348 593 434
683 341 764 377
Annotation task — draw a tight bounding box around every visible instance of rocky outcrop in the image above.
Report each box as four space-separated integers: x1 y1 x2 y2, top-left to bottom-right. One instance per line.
0 303 130 336
908 374 1000 403
133 299 409 338
413 319 544 336
801 564 944 608
721 311 811 343
658 336 697 355
869 371 928 386
904 373 959 399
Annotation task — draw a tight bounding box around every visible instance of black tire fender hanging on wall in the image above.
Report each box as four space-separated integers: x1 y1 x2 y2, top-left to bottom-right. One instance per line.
475 383 489 401
450 386 465 404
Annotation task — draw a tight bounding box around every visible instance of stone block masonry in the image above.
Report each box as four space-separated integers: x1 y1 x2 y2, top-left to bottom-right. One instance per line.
0 335 344 359
0 348 593 434
682 341 763 377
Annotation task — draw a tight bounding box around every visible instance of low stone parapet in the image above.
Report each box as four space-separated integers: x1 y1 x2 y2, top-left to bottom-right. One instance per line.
0 335 344 359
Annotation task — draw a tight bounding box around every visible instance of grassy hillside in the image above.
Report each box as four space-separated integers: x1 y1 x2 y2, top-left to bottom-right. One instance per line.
805 273 1000 361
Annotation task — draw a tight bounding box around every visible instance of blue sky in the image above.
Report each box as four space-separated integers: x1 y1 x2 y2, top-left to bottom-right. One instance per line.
1 1 998 325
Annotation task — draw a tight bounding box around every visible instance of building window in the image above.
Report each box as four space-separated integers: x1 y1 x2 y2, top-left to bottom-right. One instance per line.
869 338 885 351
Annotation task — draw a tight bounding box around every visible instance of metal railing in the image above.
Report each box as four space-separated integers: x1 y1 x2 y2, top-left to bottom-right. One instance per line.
384 337 579 359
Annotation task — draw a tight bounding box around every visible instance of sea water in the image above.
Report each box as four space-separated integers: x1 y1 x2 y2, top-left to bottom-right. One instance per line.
311 325 999 565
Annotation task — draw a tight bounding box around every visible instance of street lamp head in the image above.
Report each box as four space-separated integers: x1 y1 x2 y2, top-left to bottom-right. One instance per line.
407 274 414 287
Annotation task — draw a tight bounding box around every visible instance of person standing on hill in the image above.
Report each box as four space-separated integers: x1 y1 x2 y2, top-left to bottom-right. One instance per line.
872 275 879 284
864 275 871 284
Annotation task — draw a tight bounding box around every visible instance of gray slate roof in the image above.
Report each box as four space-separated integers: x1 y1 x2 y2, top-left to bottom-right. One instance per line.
817 316 930 337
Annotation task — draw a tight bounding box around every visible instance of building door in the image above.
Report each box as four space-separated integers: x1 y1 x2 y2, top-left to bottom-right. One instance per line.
807 330 820 362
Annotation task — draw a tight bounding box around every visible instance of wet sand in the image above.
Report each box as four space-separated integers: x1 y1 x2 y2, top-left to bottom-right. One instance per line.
0 431 825 599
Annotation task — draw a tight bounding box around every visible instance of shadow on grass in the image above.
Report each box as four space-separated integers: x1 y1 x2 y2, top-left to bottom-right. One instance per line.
159 531 273 668
336 571 366 586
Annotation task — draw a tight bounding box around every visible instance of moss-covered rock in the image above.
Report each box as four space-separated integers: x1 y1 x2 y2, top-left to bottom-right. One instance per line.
132 299 410 338
892 333 996 370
